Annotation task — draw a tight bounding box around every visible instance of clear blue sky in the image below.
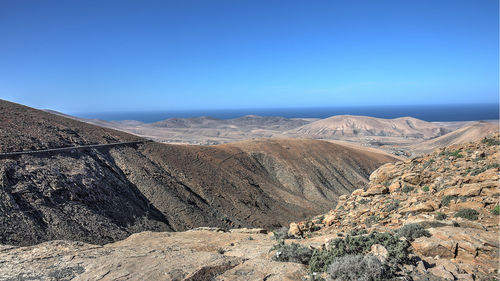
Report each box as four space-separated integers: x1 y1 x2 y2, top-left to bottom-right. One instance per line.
1 0 498 113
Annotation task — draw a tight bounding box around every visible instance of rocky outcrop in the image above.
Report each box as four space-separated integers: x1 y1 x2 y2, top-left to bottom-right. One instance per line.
0 229 307 281
289 134 500 280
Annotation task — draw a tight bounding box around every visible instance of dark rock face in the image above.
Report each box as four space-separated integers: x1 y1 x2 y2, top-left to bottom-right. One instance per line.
0 150 171 246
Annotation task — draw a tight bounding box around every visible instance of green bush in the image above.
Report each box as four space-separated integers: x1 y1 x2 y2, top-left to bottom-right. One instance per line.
423 159 435 169
272 226 289 240
384 200 400 212
441 195 457 207
469 167 486 176
349 229 368 236
401 185 414 193
309 231 412 274
358 198 371 205
395 223 431 242
440 149 464 158
315 215 325 224
435 212 447 220
422 186 430 192
326 254 389 281
454 208 479 221
449 149 464 158
481 137 500 146
271 241 313 264
492 205 500 216
364 215 380 227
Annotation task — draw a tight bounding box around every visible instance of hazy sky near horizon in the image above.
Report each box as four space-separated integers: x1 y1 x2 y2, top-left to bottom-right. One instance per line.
1 0 498 113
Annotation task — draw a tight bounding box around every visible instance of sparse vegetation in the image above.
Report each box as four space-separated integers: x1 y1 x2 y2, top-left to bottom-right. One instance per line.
395 223 430 242
481 137 500 146
423 159 435 168
422 185 429 192
364 215 380 227
454 208 479 221
435 212 447 220
271 241 313 264
469 163 500 176
217 248 225 254
384 199 400 212
309 231 412 276
248 236 254 240
349 229 368 236
441 195 457 207
450 149 464 158
358 198 371 205
326 254 388 281
492 205 500 216
440 149 464 158
401 185 414 193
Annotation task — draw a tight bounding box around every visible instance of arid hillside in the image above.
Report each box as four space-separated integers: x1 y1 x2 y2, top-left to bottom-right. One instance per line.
0 100 397 246
0 100 142 153
409 121 498 155
289 115 450 139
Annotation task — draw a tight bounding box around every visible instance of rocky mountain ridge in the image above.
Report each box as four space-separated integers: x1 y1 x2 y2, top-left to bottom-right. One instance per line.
0 99 397 246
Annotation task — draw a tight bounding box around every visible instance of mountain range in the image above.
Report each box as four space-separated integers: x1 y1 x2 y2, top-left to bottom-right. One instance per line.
0 99 396 246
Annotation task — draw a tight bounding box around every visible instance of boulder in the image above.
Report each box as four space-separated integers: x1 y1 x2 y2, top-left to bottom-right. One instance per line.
412 237 457 258
351 189 364 196
427 227 499 267
388 181 401 193
338 195 348 201
450 201 484 210
322 214 336 226
401 202 435 214
288 223 302 237
459 183 483 197
369 163 397 184
401 173 420 185
369 244 389 262
430 265 455 280
361 184 388 196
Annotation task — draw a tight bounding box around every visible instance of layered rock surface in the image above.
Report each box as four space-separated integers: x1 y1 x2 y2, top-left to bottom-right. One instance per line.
289 134 500 280
0 228 306 281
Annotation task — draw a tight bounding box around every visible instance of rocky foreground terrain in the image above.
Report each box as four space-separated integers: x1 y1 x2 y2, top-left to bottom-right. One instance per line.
288 134 499 280
1 133 497 280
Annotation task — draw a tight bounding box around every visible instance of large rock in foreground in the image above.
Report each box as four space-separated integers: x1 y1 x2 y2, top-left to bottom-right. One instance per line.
0 229 306 281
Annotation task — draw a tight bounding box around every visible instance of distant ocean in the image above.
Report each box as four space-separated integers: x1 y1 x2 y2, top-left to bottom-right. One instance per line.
74 104 499 123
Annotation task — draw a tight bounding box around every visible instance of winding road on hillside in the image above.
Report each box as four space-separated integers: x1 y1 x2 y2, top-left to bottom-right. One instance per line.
0 140 148 158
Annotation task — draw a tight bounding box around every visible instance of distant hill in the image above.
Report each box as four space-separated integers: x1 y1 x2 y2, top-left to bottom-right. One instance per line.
288 115 450 139
149 115 313 130
0 99 397 246
410 121 498 155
